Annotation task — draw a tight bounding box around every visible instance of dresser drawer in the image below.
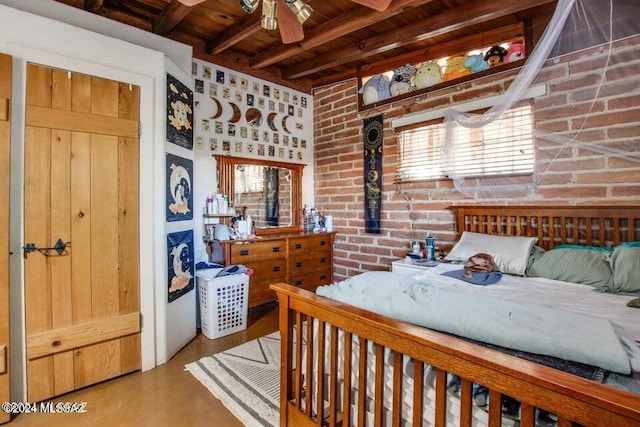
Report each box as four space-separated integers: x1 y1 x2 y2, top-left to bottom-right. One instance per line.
289 267 333 291
229 240 286 263
250 260 287 282
288 234 332 254
288 252 331 274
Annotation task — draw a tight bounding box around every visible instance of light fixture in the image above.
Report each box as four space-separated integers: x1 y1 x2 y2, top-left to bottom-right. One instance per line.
237 0 260 14
285 0 313 25
261 0 278 30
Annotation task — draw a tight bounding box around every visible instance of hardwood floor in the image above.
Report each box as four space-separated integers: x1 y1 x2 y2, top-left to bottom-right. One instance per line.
7 302 280 427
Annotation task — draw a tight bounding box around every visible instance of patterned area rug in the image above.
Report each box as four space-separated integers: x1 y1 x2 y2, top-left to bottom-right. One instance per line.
185 332 281 427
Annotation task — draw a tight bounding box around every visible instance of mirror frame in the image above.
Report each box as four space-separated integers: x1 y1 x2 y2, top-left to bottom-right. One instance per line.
215 155 305 235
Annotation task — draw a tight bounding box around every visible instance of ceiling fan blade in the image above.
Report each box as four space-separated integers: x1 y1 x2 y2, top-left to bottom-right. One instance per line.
348 0 392 12
276 0 305 44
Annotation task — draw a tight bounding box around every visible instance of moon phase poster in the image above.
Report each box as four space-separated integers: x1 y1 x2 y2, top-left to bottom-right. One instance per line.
166 153 193 222
167 230 194 303
166 73 194 150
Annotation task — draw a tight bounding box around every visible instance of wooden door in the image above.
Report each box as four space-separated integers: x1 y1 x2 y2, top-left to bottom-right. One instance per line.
24 64 141 402
0 53 11 424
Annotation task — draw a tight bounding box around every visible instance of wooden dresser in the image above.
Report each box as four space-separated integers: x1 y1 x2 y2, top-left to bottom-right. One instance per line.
214 232 336 307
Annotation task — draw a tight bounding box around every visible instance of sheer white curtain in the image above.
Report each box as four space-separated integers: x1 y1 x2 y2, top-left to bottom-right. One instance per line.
442 0 640 201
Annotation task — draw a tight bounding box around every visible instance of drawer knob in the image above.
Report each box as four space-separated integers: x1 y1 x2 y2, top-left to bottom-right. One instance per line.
295 262 302 268
240 249 249 256
320 257 326 263
295 243 302 249
273 266 281 272
272 246 281 253
295 280 303 286
320 240 326 246
320 274 326 280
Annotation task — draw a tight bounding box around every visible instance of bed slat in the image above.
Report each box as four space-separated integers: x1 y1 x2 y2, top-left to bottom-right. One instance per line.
374 343 384 425
435 368 447 427
342 331 353 427
488 389 501 427
459 378 473 427
392 351 403 427
412 360 424 426
520 402 535 427
357 337 367 427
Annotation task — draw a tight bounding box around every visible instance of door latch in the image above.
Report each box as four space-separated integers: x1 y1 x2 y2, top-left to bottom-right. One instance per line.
22 239 71 258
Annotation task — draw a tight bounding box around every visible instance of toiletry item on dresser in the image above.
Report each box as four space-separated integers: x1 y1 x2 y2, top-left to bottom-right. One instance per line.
206 196 214 214
426 234 436 261
324 215 333 232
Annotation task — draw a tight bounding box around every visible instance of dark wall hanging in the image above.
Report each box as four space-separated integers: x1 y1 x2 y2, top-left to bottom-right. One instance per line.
166 153 193 222
166 73 194 150
265 167 279 226
363 114 383 233
167 229 195 303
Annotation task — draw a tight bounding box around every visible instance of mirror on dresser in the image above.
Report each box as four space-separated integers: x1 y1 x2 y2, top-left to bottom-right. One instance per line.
215 155 304 234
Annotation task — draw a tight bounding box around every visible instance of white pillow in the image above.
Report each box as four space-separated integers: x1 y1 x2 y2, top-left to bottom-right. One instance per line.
445 231 537 275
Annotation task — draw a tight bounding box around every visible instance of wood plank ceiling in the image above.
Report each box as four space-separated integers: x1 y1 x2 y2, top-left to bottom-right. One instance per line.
51 0 558 93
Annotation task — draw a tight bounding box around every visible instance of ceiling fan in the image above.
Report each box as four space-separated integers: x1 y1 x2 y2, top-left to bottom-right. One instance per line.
177 0 392 44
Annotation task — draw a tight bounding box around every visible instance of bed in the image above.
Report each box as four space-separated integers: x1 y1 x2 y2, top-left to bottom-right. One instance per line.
270 205 640 427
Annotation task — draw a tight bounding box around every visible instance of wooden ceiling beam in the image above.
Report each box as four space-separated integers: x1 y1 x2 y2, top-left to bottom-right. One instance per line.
205 13 262 54
284 0 555 80
84 0 105 13
250 0 436 70
152 0 194 35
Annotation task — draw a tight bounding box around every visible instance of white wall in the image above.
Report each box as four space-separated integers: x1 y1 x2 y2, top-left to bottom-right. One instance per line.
191 58 315 264
0 1 192 400
163 59 197 362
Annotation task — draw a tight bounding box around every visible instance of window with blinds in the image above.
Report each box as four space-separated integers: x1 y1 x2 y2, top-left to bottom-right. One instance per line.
235 165 264 193
397 105 534 182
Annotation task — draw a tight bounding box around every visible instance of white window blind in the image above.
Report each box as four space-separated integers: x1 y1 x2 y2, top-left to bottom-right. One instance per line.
397 104 534 182
235 165 264 193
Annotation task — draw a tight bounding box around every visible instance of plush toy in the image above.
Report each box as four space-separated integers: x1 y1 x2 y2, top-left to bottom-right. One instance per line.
505 43 526 64
389 64 417 97
443 56 471 82
463 53 490 73
484 45 508 68
414 61 443 89
358 74 391 104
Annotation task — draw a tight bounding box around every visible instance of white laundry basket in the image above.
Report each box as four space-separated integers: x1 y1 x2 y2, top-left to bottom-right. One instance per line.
196 270 249 339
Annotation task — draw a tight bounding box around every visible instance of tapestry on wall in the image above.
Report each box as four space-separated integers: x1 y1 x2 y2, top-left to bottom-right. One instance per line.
166 153 193 222
167 229 195 303
166 73 194 150
363 114 383 233
265 167 279 226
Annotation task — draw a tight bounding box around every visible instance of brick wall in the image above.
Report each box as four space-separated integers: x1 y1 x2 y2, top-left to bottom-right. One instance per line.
313 35 640 281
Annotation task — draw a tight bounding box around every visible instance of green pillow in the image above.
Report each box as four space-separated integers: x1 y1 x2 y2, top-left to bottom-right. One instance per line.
607 246 640 294
526 248 613 289
554 244 613 252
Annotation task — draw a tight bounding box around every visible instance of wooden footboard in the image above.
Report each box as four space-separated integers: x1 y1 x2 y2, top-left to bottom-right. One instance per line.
272 283 640 427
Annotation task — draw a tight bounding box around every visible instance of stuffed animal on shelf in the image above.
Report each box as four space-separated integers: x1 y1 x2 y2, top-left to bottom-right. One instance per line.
389 63 417 97
358 74 392 104
443 56 471 82
505 43 526 64
414 61 443 89
484 45 508 68
463 53 490 73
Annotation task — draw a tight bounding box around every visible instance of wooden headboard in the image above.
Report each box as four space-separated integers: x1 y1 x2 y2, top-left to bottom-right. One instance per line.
450 205 640 250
